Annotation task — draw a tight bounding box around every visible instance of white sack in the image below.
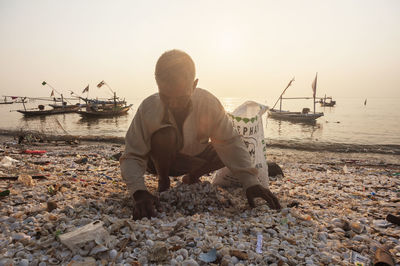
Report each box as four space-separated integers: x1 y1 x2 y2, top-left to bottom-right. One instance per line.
212 101 269 187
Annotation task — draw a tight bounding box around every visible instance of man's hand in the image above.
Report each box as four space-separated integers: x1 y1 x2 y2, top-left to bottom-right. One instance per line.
132 190 161 220
246 185 281 210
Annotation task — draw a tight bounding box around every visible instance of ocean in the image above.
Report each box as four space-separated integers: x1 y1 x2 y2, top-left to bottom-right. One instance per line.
1 96 399 148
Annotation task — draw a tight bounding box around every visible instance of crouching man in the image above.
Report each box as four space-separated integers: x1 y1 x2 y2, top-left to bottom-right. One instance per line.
120 50 281 220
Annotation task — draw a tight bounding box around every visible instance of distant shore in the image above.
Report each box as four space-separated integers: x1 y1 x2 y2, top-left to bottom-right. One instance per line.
1 128 399 155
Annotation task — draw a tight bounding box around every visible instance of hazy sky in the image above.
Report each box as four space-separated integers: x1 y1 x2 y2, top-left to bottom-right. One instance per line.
1 0 399 102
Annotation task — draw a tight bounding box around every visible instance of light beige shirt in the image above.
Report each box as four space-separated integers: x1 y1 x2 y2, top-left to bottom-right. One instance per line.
120 88 259 195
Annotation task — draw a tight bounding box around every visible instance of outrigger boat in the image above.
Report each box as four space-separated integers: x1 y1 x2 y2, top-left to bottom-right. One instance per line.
319 95 336 107
0 96 14 105
17 104 79 116
77 104 132 117
268 109 323 122
77 81 132 117
268 74 324 123
77 92 132 117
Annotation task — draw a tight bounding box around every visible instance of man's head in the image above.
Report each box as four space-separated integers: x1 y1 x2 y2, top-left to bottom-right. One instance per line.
155 50 198 112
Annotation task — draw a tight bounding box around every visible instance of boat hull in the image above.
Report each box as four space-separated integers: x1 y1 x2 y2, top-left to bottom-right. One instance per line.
77 105 132 117
17 106 80 116
268 109 324 122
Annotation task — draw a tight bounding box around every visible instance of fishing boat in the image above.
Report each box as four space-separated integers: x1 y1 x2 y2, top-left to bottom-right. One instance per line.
0 96 14 104
77 104 132 117
268 74 324 123
77 81 132 118
17 104 80 116
319 95 336 107
268 108 324 122
77 89 132 117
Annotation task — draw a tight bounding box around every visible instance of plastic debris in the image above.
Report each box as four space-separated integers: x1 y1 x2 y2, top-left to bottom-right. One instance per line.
256 234 263 254
0 156 18 167
0 189 10 198
199 248 217 263
59 220 110 251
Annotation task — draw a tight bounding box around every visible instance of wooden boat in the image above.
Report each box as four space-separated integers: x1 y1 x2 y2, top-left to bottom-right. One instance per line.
17 105 80 116
77 104 132 117
268 75 324 123
0 96 14 104
268 108 324 122
49 103 81 109
319 96 336 107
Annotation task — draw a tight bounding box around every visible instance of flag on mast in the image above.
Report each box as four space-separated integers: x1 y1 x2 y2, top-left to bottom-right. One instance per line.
42 81 47 86
97 80 105 88
82 85 89 93
311 72 318 98
50 90 54 97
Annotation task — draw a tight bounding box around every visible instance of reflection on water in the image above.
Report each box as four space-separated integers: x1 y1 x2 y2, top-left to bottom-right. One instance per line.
0 97 399 145
267 118 323 142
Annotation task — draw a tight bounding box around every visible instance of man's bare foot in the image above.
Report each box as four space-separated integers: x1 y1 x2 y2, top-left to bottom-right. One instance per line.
182 174 200 185
158 176 170 192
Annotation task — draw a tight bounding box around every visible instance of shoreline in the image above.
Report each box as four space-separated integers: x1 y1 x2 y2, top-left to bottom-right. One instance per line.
1 129 399 155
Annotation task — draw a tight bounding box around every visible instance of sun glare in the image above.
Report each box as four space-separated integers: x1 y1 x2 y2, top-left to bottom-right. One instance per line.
216 30 242 56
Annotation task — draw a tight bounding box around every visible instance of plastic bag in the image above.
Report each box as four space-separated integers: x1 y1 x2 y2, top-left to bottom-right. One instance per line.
212 101 269 187
0 156 19 167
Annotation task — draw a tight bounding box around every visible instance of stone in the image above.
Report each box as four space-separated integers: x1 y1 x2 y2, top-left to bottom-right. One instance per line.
148 241 169 262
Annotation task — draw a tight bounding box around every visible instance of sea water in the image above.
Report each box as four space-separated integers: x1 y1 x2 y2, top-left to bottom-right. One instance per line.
1 96 399 146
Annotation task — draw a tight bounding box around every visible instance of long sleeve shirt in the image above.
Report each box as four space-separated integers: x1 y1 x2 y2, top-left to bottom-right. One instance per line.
120 88 259 195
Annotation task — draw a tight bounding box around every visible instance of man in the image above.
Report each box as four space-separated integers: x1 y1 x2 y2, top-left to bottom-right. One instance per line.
120 50 281 220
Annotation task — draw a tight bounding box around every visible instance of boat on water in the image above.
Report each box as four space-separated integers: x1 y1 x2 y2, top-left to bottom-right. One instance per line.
77 104 132 117
268 108 324 122
0 96 14 105
268 74 324 123
17 104 80 116
77 90 132 117
319 95 336 107
49 103 82 109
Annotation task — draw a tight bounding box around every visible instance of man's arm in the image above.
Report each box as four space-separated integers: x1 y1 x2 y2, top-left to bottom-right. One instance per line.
207 98 259 189
207 97 281 210
120 106 150 195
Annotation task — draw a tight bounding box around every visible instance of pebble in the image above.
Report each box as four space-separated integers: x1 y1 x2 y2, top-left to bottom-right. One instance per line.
18 259 29 266
182 258 199 266
108 249 117 260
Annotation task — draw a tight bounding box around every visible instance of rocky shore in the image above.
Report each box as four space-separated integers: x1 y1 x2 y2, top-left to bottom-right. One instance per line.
0 135 399 265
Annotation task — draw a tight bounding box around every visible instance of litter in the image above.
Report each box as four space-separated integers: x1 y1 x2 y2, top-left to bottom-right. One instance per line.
256 234 263 254
58 220 110 251
199 248 217 263
0 156 19 167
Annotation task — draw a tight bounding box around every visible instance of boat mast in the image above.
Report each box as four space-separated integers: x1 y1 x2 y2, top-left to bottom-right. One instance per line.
271 77 295 111
22 97 27 111
312 73 318 114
